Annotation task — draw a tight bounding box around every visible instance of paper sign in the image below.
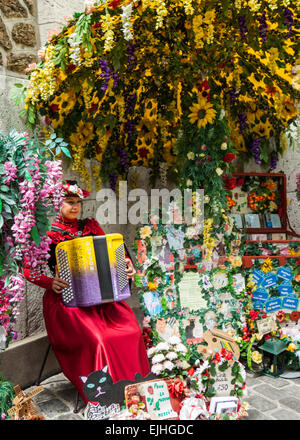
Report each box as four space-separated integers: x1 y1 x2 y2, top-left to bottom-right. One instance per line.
214 367 235 397
178 272 207 311
252 270 264 286
261 274 277 289
282 296 299 311
256 317 277 336
278 283 294 295
253 299 267 310
139 380 178 420
277 266 294 282
252 288 269 301
265 298 282 313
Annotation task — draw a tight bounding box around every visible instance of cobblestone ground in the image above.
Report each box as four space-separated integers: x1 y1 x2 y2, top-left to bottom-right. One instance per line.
23 371 300 420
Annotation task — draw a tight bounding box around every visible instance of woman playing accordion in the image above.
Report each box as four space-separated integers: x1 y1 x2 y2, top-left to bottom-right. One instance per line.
24 180 150 405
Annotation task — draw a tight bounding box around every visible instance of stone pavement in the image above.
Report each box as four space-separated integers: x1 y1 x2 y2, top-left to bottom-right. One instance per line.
23 371 300 421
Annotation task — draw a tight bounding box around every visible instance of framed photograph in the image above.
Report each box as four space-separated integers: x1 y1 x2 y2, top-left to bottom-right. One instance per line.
216 401 238 415
228 214 243 229
244 213 261 228
265 213 282 228
209 396 239 414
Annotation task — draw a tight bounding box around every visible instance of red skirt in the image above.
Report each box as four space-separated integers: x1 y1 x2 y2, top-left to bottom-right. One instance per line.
43 290 150 404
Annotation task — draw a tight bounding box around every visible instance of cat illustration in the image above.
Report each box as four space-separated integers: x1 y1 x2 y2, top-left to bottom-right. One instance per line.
80 366 155 406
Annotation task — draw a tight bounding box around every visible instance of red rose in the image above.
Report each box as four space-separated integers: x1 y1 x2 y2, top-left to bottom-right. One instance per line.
236 177 244 187
264 334 271 341
188 367 195 376
224 177 237 190
226 352 233 361
224 153 236 163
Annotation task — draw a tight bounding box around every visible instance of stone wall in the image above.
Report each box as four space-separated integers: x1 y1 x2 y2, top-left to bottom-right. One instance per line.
0 0 299 387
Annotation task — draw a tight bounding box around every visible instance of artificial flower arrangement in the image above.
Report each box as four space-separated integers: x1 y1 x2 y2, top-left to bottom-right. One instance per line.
10 0 299 190
0 129 65 348
239 254 300 371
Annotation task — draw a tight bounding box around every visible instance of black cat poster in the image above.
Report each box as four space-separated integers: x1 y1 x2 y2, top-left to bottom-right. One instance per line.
80 366 155 408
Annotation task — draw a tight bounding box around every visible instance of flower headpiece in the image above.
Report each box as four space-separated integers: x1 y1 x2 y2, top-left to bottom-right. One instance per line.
62 180 90 199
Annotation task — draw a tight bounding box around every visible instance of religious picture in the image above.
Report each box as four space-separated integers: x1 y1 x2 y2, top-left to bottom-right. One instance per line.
204 310 218 330
163 286 177 310
143 290 163 317
155 317 180 342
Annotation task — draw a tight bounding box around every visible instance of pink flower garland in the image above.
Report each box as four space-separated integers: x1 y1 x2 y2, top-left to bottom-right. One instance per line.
0 131 64 343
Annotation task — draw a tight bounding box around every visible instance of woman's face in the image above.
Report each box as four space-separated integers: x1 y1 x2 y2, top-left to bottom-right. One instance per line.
61 196 82 220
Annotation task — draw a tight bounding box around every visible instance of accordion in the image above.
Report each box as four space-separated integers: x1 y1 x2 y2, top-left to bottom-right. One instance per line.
55 234 131 307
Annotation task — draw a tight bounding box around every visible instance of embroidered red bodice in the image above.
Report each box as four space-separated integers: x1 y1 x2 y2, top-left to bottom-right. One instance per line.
23 216 105 290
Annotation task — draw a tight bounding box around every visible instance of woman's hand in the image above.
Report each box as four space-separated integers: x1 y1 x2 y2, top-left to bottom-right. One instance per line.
125 258 136 281
52 266 70 294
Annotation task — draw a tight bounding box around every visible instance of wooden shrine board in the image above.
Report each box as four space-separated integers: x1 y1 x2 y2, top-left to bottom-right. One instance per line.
125 378 183 420
197 329 240 361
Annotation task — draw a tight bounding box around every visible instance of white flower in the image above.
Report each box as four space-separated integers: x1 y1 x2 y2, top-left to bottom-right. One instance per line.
216 167 223 176
221 142 227 150
187 151 195 160
179 360 190 369
151 363 163 375
166 351 178 361
168 335 181 345
147 347 156 357
155 342 170 351
186 179 193 187
163 360 175 371
152 353 165 364
121 2 133 41
175 343 188 353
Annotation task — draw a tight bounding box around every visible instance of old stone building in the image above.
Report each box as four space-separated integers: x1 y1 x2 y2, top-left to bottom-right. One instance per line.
0 0 299 388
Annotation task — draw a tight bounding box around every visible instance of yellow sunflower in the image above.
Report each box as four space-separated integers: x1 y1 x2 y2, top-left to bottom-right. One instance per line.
188 96 216 129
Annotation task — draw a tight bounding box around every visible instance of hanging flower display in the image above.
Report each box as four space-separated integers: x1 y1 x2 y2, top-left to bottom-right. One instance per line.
0 129 64 348
10 0 299 189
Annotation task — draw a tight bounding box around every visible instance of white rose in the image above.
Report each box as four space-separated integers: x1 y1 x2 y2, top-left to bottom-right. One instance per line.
147 347 157 357
187 152 195 160
175 343 188 353
163 360 175 371
221 142 227 150
166 351 178 361
152 353 165 364
155 342 170 351
151 363 163 375
168 336 181 345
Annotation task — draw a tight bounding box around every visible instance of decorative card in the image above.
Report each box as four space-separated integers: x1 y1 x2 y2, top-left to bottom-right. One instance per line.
163 285 177 310
143 290 163 317
177 272 207 311
165 225 185 250
155 316 180 342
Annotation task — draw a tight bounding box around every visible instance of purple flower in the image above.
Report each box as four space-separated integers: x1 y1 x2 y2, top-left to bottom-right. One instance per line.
238 112 247 132
283 7 293 37
98 59 119 92
109 173 118 191
125 119 134 143
238 15 247 42
229 87 239 106
251 138 261 164
268 153 278 172
258 11 268 44
127 43 135 69
126 93 136 115
119 148 129 171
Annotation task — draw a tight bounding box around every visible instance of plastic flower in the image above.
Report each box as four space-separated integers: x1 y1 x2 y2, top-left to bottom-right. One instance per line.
152 353 165 364
140 225 152 239
151 363 163 375
168 336 181 345
252 351 263 364
166 351 178 361
287 343 297 352
148 281 158 291
188 96 216 129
